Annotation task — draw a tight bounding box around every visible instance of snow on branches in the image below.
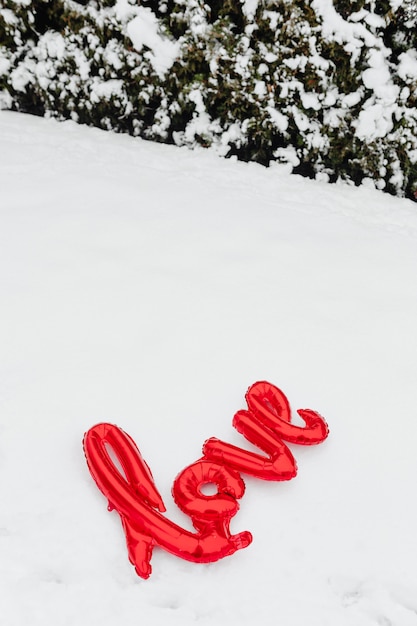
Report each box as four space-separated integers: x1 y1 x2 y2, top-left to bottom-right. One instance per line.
1 0 416 198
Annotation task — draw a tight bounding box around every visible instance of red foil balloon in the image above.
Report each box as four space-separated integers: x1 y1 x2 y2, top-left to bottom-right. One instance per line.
203 382 328 480
245 381 329 444
203 409 297 480
83 423 251 579
83 382 328 578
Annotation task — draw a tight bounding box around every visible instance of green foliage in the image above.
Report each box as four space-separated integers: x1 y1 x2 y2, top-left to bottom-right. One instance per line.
333 1 367 19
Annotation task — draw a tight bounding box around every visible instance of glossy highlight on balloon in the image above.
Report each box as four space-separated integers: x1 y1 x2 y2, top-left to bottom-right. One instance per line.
83 381 329 578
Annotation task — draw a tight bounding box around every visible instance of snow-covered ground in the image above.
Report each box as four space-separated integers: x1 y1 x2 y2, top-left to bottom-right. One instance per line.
1 110 417 626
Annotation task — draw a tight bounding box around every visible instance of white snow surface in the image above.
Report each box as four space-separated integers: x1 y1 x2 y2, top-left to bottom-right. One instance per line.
1 111 417 626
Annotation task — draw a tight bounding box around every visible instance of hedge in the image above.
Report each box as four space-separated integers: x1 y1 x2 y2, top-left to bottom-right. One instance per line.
1 0 417 199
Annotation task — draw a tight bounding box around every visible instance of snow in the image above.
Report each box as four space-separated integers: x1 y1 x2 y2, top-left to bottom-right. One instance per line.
398 50 417 81
355 101 395 140
90 79 124 103
266 106 289 132
43 32 66 61
0 56 11 76
2 0 416 197
1 111 417 626
300 92 321 111
241 0 259 21
362 49 399 103
126 7 180 76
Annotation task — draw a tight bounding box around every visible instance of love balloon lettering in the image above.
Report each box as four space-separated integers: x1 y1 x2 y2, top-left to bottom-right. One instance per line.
83 381 329 579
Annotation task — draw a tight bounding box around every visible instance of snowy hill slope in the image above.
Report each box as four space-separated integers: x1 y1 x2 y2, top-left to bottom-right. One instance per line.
1 111 417 626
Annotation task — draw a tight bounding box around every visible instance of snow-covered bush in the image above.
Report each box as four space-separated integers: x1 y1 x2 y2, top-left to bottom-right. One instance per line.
1 0 416 199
